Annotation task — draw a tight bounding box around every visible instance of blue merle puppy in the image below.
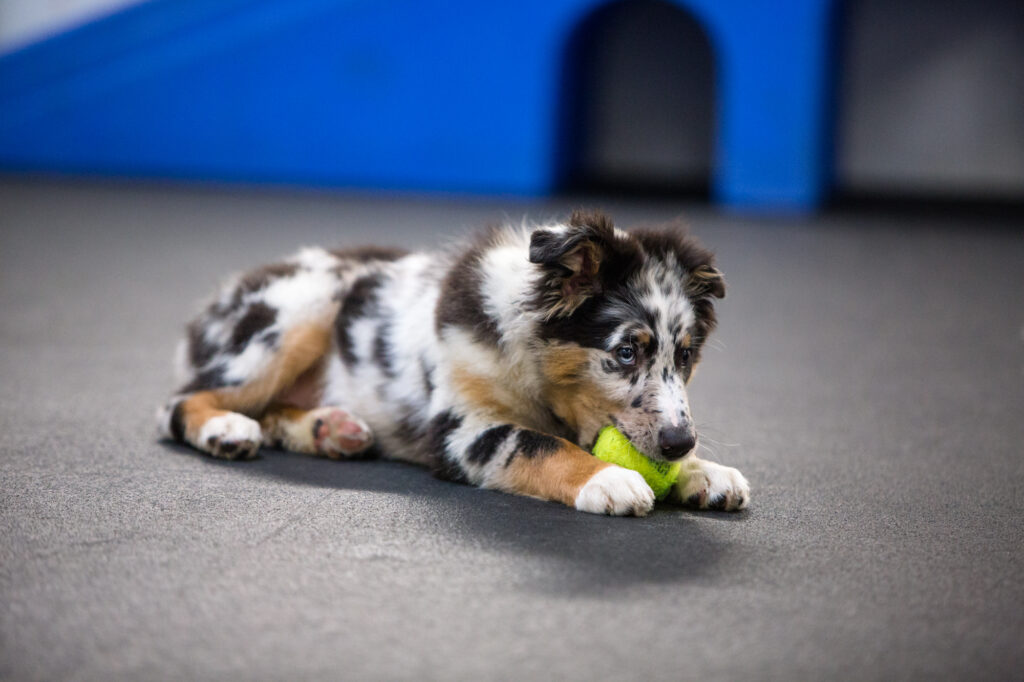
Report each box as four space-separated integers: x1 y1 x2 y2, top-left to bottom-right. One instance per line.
157 210 749 516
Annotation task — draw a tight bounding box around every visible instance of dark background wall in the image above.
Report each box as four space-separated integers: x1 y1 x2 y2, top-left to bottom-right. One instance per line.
570 0 1024 200
837 0 1024 200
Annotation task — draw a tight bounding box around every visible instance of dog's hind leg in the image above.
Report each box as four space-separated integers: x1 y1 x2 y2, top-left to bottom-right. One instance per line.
260 406 373 458
157 322 333 460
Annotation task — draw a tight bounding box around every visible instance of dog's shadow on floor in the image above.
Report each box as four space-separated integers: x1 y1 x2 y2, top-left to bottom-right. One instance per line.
169 442 752 595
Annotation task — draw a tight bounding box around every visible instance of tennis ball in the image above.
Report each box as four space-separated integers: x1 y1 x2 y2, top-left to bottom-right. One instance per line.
592 425 680 500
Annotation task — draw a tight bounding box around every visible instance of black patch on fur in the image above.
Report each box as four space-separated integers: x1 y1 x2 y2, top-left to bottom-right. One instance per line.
545 408 576 441
228 262 300 309
513 430 561 460
335 272 385 367
420 358 435 398
186 321 219 369
329 247 406 278
393 408 427 444
630 395 643 408
466 424 514 466
535 285 648 353
675 346 693 381
169 402 186 442
372 320 395 378
433 459 469 484
261 331 280 348
435 232 502 346
178 365 237 393
644 306 661 329
427 411 468 483
329 245 408 263
229 303 277 353
538 297 633 350
427 410 462 455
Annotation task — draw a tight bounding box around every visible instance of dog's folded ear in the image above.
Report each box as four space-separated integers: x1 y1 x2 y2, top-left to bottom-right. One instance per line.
529 209 620 318
685 263 726 300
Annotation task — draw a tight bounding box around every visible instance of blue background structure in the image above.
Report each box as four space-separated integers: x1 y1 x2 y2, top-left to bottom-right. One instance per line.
0 0 834 209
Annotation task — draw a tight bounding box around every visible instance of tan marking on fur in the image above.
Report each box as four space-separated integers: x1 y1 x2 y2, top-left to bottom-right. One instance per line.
212 323 331 414
682 332 692 347
539 344 622 438
540 343 591 384
179 391 230 443
274 359 327 409
495 442 612 506
635 330 651 347
260 407 309 449
451 366 525 425
179 322 332 439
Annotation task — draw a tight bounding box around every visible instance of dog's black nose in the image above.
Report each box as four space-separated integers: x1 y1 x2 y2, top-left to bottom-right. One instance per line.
658 426 696 460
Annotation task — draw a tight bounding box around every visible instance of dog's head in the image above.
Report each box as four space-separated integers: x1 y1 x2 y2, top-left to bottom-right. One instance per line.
530 210 725 461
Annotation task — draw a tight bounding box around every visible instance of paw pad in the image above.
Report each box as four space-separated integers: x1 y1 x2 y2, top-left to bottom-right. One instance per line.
309 408 373 458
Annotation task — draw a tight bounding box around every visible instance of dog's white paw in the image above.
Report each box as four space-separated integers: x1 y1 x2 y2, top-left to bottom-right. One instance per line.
575 466 656 516
674 457 749 511
198 413 262 460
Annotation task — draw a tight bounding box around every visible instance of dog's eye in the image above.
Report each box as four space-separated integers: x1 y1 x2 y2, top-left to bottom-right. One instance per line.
677 347 692 366
616 345 637 366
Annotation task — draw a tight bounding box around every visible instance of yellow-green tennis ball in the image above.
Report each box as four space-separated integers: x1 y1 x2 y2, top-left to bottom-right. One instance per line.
592 426 681 500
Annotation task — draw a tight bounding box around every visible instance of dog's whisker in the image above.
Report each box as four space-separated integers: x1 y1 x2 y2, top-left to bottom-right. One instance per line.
696 441 719 458
694 421 732 437
698 434 741 448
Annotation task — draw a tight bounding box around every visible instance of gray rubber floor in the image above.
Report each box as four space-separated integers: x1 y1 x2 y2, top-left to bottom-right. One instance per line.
1 178 1022 681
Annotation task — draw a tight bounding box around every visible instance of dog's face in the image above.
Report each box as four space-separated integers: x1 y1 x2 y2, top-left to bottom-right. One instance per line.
530 210 725 461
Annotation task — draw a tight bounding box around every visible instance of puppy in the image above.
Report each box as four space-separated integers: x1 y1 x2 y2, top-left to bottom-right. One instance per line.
157 210 749 516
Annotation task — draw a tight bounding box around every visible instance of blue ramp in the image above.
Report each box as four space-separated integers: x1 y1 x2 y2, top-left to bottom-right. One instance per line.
0 0 835 209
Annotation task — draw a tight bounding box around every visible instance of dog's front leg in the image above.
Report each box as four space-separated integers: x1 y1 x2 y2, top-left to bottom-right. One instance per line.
431 415 655 516
668 456 750 511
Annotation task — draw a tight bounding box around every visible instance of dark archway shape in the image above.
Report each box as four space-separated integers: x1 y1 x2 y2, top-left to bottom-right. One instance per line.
558 0 716 197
